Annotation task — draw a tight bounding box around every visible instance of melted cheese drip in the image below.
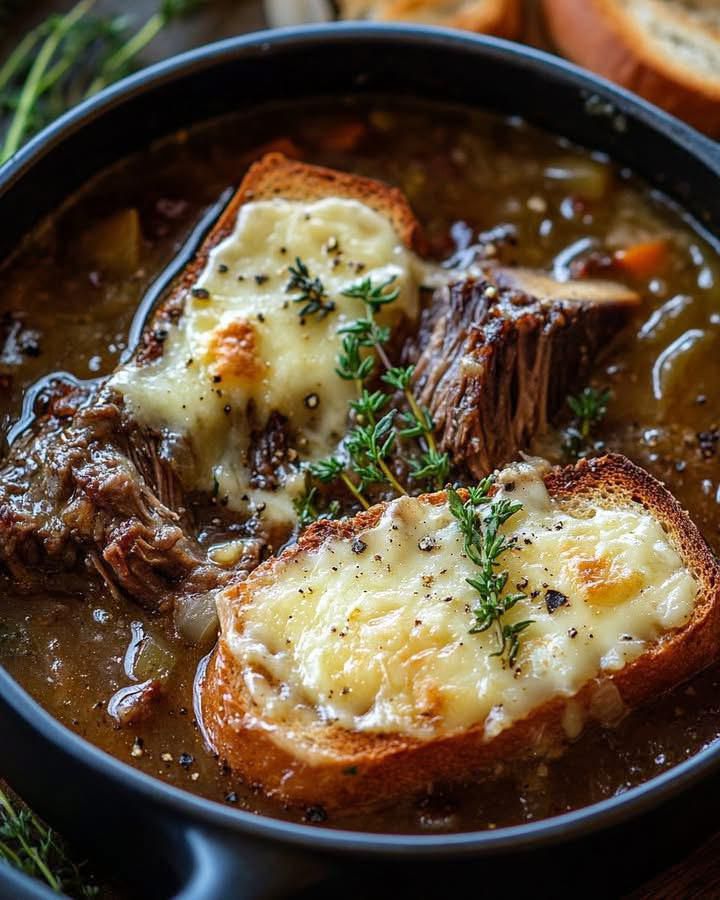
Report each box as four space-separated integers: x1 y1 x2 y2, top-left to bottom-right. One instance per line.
225 461 698 740
112 197 421 525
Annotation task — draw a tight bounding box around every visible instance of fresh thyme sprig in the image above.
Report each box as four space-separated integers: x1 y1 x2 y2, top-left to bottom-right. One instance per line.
0 0 204 164
286 257 335 319
0 786 97 898
341 274 399 311
308 456 370 510
342 275 448 488
447 478 533 667
349 388 388 421
346 409 406 495
562 386 610 459
304 271 449 510
384 365 450 487
336 333 374 381
85 0 204 96
293 486 340 529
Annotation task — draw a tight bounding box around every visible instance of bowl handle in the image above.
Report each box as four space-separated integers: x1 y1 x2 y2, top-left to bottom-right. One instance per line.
172 825 334 900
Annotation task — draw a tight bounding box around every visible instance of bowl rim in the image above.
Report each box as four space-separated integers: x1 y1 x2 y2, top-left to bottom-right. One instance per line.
2 22 718 196
1 22 719 857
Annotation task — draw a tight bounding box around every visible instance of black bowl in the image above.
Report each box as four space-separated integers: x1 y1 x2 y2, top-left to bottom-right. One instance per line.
1 24 719 900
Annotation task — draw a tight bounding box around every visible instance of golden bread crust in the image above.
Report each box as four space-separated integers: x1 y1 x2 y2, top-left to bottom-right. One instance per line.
339 0 522 37
138 151 425 363
201 454 720 811
543 0 720 136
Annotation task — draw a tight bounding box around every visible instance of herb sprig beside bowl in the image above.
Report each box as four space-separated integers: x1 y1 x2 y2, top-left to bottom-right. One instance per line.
0 0 204 164
0 785 97 898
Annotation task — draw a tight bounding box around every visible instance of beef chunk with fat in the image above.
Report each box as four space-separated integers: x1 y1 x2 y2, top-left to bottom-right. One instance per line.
411 270 638 477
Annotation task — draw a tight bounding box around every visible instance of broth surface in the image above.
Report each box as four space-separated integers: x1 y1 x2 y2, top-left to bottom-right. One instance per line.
1 98 719 833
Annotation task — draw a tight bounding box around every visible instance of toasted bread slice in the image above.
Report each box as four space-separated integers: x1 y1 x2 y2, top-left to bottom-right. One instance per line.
339 0 522 38
117 152 428 534
201 454 720 812
144 151 426 356
543 0 720 136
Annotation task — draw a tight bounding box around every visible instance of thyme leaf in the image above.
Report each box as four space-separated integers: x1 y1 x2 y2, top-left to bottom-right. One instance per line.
300 271 447 514
409 448 450 486
286 257 335 320
293 487 340 529
563 386 610 458
336 333 374 381
346 410 403 493
0 785 97 898
0 0 205 164
307 457 345 483
341 274 399 312
349 388 388 421
447 478 532 666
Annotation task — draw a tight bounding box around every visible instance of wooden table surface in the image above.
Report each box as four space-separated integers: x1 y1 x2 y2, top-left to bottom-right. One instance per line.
1 2 719 898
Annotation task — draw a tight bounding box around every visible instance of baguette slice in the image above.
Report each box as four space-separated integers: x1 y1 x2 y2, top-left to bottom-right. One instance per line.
543 0 720 136
201 454 720 812
339 0 522 38
140 150 426 362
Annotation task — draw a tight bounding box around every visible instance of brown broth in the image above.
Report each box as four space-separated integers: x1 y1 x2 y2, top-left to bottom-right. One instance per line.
1 98 719 833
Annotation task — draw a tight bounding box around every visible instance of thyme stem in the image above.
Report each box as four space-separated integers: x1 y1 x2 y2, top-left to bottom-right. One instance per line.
447 479 533 666
0 22 49 95
341 472 370 509
377 459 407 497
85 12 161 95
1 0 95 163
405 387 438 455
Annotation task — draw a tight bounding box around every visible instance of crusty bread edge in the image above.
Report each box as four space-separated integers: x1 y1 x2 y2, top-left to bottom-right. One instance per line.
200 454 720 812
542 0 720 136
371 0 523 38
137 151 425 362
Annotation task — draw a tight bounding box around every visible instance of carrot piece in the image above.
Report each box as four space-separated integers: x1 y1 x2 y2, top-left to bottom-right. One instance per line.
321 121 367 152
613 239 668 279
250 137 302 161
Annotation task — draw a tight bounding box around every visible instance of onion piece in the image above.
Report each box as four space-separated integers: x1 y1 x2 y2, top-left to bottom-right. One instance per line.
133 633 176 683
543 157 611 201
174 591 220 646
77 208 141 276
651 328 708 402
108 679 162 725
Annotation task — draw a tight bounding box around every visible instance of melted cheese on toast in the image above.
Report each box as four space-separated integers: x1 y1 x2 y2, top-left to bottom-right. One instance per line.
112 197 421 526
223 461 697 740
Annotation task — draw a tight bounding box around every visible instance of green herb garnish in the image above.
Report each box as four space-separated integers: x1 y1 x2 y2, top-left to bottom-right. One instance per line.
292 487 340 529
286 257 335 319
336 332 375 382
0 0 204 164
308 456 369 510
341 274 399 311
346 409 404 495
0 786 97 898
563 386 610 458
301 272 448 512
447 478 532 667
384 365 449 487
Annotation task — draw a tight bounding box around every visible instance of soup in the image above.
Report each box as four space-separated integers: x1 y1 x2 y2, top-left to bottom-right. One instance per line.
1 98 719 833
